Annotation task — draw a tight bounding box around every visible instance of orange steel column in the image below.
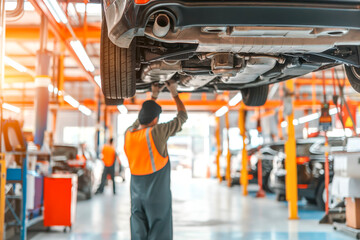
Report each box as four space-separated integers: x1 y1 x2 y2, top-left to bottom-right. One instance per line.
215 117 222 183
58 43 65 105
225 112 232 187
312 73 317 114
285 79 299 220
0 153 6 239
239 104 248 195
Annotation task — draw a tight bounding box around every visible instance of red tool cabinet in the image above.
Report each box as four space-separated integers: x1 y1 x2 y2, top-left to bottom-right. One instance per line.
44 174 78 228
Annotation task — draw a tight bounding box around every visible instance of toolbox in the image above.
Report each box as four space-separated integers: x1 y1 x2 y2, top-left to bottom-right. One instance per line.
43 174 78 228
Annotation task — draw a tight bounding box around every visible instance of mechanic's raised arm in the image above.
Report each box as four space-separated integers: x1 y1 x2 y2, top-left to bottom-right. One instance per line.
151 80 187 141
166 80 186 114
151 82 165 101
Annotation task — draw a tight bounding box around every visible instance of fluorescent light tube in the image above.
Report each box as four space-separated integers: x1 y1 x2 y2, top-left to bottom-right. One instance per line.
6 2 35 11
79 105 92 116
298 112 321 124
2 103 20 113
94 75 101 88
4 56 28 73
229 93 242 107
70 40 95 72
48 84 54 93
329 108 338 115
64 95 80 108
43 0 68 24
215 106 229 117
117 105 128 114
281 121 288 128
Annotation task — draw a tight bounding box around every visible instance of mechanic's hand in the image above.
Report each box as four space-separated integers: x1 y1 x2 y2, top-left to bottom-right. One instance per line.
165 80 178 98
151 82 165 99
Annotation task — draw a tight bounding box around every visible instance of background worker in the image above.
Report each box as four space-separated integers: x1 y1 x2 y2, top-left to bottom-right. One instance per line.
124 80 187 240
95 138 120 195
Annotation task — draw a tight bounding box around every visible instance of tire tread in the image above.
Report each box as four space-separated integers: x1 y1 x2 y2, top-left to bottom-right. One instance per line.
241 85 269 106
100 16 136 105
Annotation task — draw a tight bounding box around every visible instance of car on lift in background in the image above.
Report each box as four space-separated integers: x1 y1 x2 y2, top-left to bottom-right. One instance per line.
52 145 103 200
226 147 258 186
249 142 285 193
101 0 360 107
225 142 283 188
269 137 345 210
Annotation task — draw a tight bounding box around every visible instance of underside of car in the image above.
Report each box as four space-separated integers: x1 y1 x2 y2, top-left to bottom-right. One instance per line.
101 0 360 106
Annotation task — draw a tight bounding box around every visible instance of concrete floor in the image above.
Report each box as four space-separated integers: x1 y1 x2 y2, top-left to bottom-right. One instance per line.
31 170 353 240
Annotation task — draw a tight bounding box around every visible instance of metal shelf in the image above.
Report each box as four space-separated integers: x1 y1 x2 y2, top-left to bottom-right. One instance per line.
4 151 51 240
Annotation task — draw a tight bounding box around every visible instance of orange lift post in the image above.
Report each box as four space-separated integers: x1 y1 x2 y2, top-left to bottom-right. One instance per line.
0 153 5 239
239 103 248 196
225 112 232 187
284 79 299 220
0 0 6 236
215 117 222 183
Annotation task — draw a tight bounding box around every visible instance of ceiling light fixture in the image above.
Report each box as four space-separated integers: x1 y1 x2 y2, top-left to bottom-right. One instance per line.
78 105 92 116
70 40 95 72
229 93 243 107
94 75 101 88
4 56 28 73
329 108 338 115
215 106 229 117
43 0 68 24
117 105 128 114
2 103 20 113
298 112 321 124
64 95 80 108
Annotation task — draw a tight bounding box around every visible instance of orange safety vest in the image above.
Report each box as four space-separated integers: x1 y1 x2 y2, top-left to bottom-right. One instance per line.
102 144 116 167
124 127 169 176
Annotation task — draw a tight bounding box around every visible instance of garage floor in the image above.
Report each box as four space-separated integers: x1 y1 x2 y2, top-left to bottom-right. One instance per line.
31 170 352 240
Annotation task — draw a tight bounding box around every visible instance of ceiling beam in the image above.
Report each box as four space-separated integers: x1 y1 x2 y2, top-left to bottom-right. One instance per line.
6 26 100 42
4 75 89 83
27 0 98 88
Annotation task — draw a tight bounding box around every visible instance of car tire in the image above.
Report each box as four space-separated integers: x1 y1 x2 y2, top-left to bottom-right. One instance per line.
344 65 360 93
241 85 269 107
305 197 317 205
100 16 136 105
262 173 274 193
85 189 92 200
276 193 286 202
316 181 326 210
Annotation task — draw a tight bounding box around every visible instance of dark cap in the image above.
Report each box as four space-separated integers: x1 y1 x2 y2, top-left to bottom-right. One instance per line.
139 100 162 125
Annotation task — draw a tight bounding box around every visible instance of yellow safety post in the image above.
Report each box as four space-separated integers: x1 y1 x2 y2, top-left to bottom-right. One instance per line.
225 112 232 187
285 79 299 220
58 43 65 106
215 117 222 183
239 103 248 196
0 153 6 239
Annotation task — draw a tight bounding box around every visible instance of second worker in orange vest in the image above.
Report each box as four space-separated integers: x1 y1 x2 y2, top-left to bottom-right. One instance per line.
96 138 120 195
124 80 187 240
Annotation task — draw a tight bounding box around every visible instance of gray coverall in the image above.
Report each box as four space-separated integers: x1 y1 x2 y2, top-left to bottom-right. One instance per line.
126 111 188 240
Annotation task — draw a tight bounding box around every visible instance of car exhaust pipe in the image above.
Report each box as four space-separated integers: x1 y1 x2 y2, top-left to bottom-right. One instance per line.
153 14 170 38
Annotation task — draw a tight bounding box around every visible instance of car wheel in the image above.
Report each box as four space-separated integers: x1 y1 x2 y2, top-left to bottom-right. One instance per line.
316 181 328 210
276 193 286 202
100 16 136 105
262 173 274 193
344 65 360 93
305 197 317 205
318 181 335 210
240 85 269 107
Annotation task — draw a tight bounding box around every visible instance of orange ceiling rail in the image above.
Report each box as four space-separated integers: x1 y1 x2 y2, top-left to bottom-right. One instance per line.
4 75 89 83
294 78 350 86
27 0 98 87
4 98 359 113
6 26 101 42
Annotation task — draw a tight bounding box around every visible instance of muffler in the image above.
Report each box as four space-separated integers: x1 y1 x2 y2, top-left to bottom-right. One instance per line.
153 14 170 38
